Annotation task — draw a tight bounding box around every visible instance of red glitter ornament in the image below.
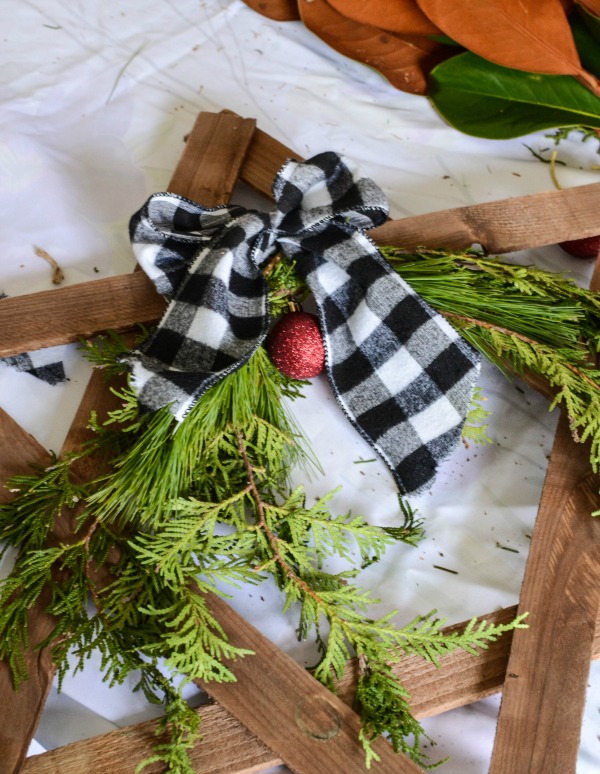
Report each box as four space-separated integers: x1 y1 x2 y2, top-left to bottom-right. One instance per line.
558 235 600 259
267 311 325 379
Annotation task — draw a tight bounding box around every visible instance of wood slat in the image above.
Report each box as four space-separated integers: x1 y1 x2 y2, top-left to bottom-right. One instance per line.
19 602 600 774
198 593 423 774
0 410 55 774
370 183 600 253
0 273 162 357
22 701 279 774
490 414 600 773
490 256 600 774
3 123 600 359
172 111 257 204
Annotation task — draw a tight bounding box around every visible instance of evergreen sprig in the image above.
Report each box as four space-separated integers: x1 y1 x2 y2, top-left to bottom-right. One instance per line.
5 246 596 770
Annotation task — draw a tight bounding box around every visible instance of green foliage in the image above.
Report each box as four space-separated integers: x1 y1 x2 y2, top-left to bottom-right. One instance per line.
572 5 600 80
263 253 308 318
463 387 492 447
545 125 600 151
4 249 574 769
356 611 527 768
0 332 445 768
381 497 425 550
428 51 600 140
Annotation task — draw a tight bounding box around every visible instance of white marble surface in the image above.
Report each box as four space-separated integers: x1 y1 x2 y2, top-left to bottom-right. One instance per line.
2 0 600 770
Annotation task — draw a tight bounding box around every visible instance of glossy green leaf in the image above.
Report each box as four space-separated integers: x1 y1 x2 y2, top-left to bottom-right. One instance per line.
575 3 600 44
571 11 600 78
428 51 600 138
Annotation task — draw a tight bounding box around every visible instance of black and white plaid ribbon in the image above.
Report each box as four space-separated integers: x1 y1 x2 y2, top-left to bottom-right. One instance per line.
0 293 66 385
125 152 480 494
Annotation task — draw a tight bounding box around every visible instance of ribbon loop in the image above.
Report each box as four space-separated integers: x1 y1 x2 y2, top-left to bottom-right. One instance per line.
124 153 480 494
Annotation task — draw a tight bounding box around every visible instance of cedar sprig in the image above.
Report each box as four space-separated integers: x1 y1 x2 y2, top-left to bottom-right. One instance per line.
0 333 435 768
545 126 600 153
5 248 580 768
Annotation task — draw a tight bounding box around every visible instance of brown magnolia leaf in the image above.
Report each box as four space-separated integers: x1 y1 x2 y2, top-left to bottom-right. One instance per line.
416 0 600 94
328 0 442 36
577 0 600 15
241 0 300 21
299 0 450 94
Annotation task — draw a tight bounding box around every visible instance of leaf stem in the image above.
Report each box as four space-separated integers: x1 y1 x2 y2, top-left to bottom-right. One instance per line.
235 430 321 602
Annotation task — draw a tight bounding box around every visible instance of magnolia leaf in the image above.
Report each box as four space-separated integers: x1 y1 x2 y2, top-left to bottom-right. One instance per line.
241 0 300 21
417 0 600 95
429 51 600 139
577 0 600 14
571 9 600 77
576 1 600 41
327 0 441 36
299 0 450 95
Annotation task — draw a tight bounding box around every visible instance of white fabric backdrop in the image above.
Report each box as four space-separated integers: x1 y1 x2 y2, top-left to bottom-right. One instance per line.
1 1 599 771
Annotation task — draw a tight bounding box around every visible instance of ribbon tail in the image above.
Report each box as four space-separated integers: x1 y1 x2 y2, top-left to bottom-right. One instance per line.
123 209 272 421
288 231 481 496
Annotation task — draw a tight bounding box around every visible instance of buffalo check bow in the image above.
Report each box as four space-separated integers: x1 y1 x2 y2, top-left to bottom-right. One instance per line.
124 152 480 495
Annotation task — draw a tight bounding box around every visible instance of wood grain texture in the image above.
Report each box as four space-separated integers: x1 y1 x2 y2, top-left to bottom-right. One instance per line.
370 182 600 253
490 255 600 774
20 602 600 774
198 593 423 774
490 414 600 774
175 112 257 203
0 410 55 774
22 701 280 774
0 273 163 358
0 408 51 504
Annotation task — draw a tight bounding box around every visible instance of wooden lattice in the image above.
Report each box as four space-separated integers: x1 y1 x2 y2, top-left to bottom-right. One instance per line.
2 110 600 774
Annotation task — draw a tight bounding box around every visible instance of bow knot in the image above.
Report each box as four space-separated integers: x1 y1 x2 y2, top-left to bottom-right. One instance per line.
125 152 480 495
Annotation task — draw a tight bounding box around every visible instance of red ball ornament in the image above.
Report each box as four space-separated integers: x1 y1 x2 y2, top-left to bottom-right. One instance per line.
267 311 325 379
558 235 600 259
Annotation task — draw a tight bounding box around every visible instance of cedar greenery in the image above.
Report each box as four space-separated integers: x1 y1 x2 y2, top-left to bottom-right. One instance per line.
3 246 600 770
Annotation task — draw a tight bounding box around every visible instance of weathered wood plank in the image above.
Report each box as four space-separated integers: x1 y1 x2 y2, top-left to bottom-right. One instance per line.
175 112 257 204
490 414 600 773
21 702 279 774
489 255 600 774
19 601 600 774
370 182 600 253
0 273 162 357
0 410 55 773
